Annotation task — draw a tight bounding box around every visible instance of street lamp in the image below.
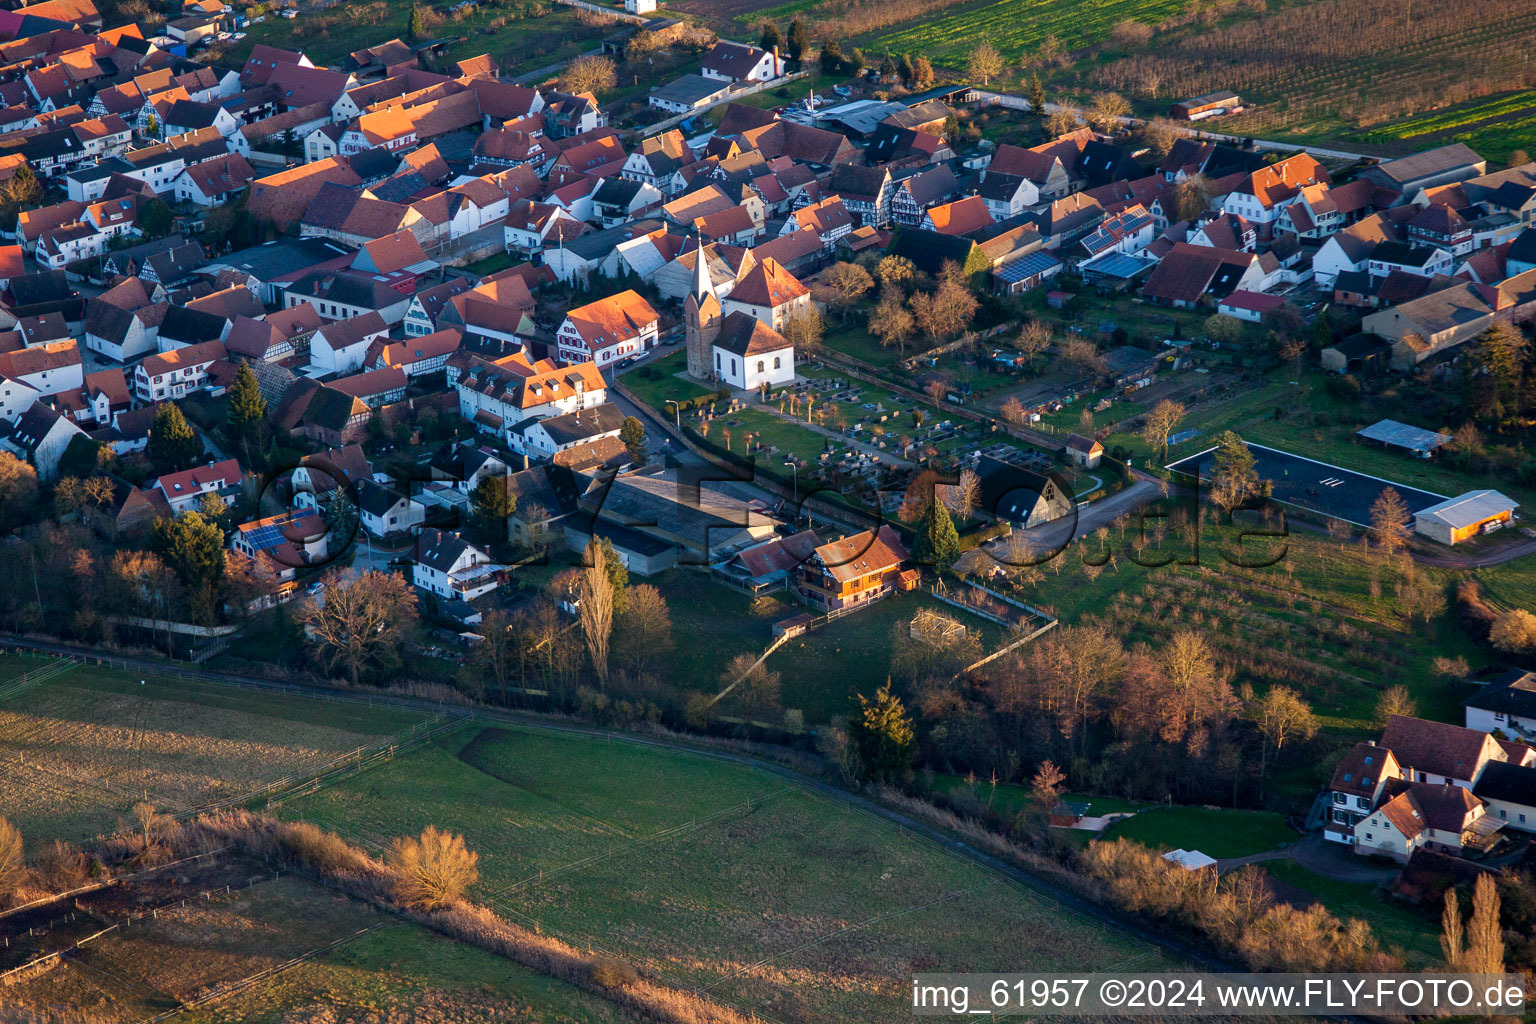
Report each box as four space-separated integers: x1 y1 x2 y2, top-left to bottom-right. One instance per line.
664 400 681 432
785 461 798 501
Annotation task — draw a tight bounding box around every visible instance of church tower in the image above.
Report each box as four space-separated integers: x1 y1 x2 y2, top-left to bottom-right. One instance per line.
684 240 722 381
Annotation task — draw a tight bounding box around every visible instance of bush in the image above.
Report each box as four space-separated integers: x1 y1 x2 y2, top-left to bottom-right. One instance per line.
387 825 480 911
588 957 641 989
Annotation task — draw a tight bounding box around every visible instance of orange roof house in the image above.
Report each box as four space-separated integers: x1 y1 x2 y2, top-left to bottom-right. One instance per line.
556 290 659 365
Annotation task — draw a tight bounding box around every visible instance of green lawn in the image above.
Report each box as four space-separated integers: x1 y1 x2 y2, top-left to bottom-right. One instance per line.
462 252 523 277
821 322 907 369
1264 861 1442 968
619 350 719 411
862 0 1200 68
282 725 1177 1022
771 589 1010 722
1100 806 1296 860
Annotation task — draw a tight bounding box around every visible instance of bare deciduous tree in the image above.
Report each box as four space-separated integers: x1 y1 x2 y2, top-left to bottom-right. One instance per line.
617 583 672 673
1463 874 1504 975
1490 608 1536 652
1369 487 1411 554
387 825 480 910
943 468 982 521
580 540 615 685
562 54 616 95
1375 684 1417 725
1017 320 1054 363
1140 399 1186 462
297 570 419 686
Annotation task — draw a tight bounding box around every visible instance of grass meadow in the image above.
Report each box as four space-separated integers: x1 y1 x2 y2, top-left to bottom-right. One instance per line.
281 725 1175 1022
0 663 431 844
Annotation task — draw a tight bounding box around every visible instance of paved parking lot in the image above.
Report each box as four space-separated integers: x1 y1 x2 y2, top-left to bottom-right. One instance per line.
1167 442 1447 527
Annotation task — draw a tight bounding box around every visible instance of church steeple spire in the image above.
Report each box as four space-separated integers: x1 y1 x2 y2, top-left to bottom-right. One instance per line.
691 235 714 300
684 235 722 382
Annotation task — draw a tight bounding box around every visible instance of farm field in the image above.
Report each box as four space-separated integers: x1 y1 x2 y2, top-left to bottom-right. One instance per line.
864 0 1198 70
235 0 611 77
282 725 1177 1022
1086 0 1536 153
0 663 432 844
5 871 625 1024
1352 89 1536 164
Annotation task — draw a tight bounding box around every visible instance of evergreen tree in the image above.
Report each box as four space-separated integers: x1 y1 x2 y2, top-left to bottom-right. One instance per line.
759 20 783 52
147 402 200 473
786 17 809 64
848 683 916 784
845 47 866 75
914 496 960 568
1311 304 1334 351
619 416 648 467
896 53 914 87
138 198 174 239
471 475 516 540
1027 73 1046 114
409 5 427 39
226 363 266 440
151 510 225 620
819 38 844 75
879 52 897 78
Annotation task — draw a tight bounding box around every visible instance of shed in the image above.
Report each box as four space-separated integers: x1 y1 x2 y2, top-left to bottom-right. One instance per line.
1162 848 1218 870
1356 419 1452 458
1413 490 1518 545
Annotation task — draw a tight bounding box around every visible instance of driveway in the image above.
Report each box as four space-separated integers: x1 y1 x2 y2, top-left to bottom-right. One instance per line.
1288 833 1400 883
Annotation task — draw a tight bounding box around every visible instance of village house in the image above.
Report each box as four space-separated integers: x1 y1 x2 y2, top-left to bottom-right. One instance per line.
453 352 607 441
555 290 660 367
797 526 915 612
151 457 243 514
133 340 226 402
721 256 811 331
412 527 505 601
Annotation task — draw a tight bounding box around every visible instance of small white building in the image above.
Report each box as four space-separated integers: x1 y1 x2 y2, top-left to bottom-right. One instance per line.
1463 669 1536 741
711 311 794 391
625 0 655 12
357 478 426 538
